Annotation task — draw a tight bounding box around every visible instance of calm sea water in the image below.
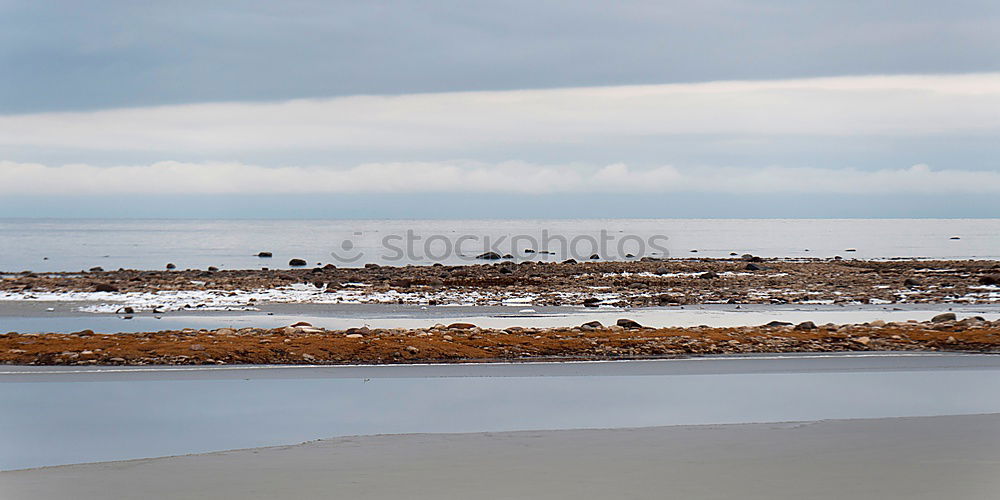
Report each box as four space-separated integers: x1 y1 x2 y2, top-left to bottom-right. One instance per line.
1 218 998 272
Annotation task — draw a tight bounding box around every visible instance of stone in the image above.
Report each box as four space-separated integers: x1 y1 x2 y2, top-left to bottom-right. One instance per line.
302 353 316 361
447 322 477 329
794 321 817 330
580 321 603 330
616 318 642 329
405 346 419 353
765 321 793 327
524 249 536 253
979 275 1000 286
476 252 502 260
745 263 770 271
590 254 600 260
291 321 312 327
854 336 871 346
165 263 176 270
699 271 718 280
931 312 957 323
904 278 921 287
94 283 118 292
562 259 577 264
945 336 958 344
288 258 307 267
189 344 205 351
89 266 104 272
582 297 601 307
345 333 363 339
257 252 273 258
207 266 219 272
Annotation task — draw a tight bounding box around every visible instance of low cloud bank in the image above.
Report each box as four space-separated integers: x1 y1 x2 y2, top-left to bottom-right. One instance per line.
2 161 997 195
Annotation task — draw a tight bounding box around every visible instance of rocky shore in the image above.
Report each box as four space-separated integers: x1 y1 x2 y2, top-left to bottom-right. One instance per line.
2 259 1000 309
3 314 998 366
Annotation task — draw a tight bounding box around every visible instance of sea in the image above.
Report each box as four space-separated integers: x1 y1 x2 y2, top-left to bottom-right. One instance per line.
1 218 999 273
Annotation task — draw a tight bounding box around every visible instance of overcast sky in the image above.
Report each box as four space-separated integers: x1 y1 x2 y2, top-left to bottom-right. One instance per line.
1 1 999 217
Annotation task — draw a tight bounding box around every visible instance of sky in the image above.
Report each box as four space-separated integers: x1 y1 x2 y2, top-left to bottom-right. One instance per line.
1 0 999 218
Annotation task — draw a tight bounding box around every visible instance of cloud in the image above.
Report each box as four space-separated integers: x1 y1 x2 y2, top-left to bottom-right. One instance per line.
1 73 999 156
3 160 998 195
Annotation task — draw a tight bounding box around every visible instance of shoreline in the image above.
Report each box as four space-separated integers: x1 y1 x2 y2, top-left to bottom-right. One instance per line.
3 259 1000 310
4 314 999 366
5 413 999 499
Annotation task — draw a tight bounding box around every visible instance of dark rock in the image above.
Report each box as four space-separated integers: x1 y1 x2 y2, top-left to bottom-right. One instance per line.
729 252 738 256
94 283 118 292
476 252 502 260
699 271 718 279
116 306 135 314
582 297 601 307
689 249 698 253
502 254 514 259
625 253 635 258
207 266 219 272
288 258 307 267
931 312 957 323
979 275 1000 286
640 256 664 262
364 263 381 269
654 268 673 275
498 267 513 274
590 254 600 260
447 322 477 330
580 321 603 330
257 252 273 258
165 263 176 270
291 321 312 327
794 321 817 330
616 318 643 329
89 266 104 272
904 278 921 287
562 259 577 264
845 248 857 252
950 236 961 240
323 263 336 269
765 321 793 327
524 249 536 254
745 263 770 271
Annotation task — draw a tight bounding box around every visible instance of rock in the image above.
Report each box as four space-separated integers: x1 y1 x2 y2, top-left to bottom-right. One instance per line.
476 252 502 260
931 312 957 323
729 252 738 256
302 353 317 361
616 318 642 329
745 263 770 271
950 236 961 240
345 327 370 336
845 248 857 252
291 321 312 327
288 258 307 267
794 321 817 330
442 335 454 341
207 266 219 272
447 322 477 330
345 333 364 339
323 263 336 269
854 336 871 346
904 278 921 287
562 259 577 264
94 283 118 292
364 263 381 269
979 275 1000 286
765 321 793 327
580 321 603 330
590 254 600 260
625 253 635 258
257 252 273 258
945 336 958 344
498 267 513 274
582 297 601 307
115 306 135 314
524 249 536 254
89 266 104 272
189 344 205 351
699 271 718 280
654 268 673 275
165 263 176 270
405 346 420 354
869 320 887 327
502 254 514 259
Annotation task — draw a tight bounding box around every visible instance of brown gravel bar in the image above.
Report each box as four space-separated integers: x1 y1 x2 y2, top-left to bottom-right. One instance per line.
4 315 999 366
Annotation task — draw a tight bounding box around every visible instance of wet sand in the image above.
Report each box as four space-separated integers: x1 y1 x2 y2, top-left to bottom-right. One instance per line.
4 413 998 500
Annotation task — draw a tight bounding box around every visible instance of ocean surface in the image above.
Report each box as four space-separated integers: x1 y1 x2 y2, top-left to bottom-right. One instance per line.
2 218 998 273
